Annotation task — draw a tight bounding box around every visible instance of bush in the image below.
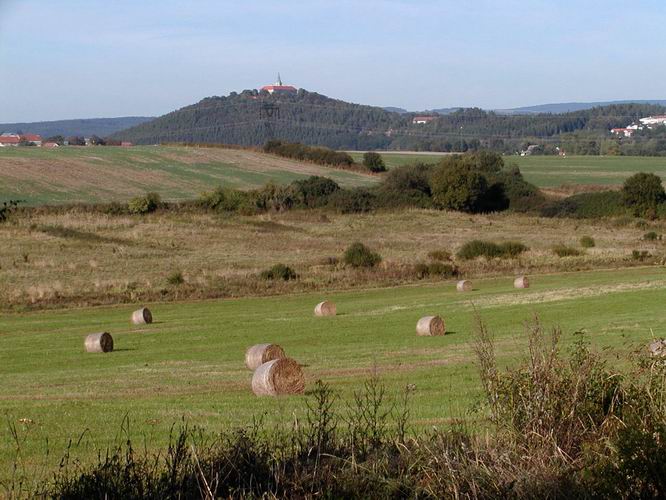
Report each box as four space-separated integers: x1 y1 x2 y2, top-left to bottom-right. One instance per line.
343 242 382 268
413 262 430 279
264 141 354 168
290 176 340 208
631 250 651 261
375 164 433 208
328 188 375 213
552 244 583 257
414 261 458 279
431 163 488 213
166 271 184 286
457 240 528 260
643 231 661 241
260 263 297 281
362 152 386 172
580 236 596 248
0 199 21 223
622 172 666 216
128 192 161 215
427 262 458 278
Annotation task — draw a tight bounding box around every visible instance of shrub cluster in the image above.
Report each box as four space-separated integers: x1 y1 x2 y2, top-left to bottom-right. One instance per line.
127 192 161 215
343 242 382 268
429 153 544 213
414 261 458 279
457 240 528 260
260 263 298 281
580 235 596 248
264 140 354 168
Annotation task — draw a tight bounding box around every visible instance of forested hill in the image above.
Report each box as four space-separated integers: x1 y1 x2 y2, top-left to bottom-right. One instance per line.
112 90 404 150
112 89 666 154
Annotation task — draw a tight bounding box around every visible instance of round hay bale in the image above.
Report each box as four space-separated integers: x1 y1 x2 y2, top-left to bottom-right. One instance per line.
131 307 153 325
252 358 305 396
456 280 472 292
416 316 446 336
514 276 530 289
314 301 337 317
648 339 666 357
245 343 286 370
85 332 114 353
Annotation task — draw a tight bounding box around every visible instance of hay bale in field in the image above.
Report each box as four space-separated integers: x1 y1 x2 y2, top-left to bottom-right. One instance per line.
85 332 114 353
252 358 305 396
648 339 666 357
314 301 337 317
416 316 446 336
456 280 472 292
514 276 530 289
131 307 153 325
245 343 286 370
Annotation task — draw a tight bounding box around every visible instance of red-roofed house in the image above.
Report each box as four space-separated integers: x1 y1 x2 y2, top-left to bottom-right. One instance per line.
20 134 42 146
412 116 437 125
0 134 20 147
261 74 297 95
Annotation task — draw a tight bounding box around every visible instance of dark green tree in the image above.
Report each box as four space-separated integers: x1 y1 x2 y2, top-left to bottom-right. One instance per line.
362 152 386 172
430 164 488 212
622 172 665 216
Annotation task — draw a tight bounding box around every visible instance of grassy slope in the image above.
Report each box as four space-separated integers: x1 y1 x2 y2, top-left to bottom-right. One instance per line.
2 208 660 310
348 152 666 187
2 266 666 478
0 146 375 205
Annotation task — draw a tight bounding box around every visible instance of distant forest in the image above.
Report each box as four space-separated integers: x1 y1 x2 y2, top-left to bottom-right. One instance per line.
0 117 154 139
112 90 666 156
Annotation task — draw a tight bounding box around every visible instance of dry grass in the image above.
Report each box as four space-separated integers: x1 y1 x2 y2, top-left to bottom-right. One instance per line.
1 208 664 310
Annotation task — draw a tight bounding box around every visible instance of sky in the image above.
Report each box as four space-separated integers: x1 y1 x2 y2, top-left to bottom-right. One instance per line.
1 0 665 122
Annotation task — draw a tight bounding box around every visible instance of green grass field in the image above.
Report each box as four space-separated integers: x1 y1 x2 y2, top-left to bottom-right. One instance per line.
0 146 375 205
349 152 666 188
3 265 665 479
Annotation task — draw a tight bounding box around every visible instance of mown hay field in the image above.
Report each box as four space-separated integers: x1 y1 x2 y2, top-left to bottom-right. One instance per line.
2 266 666 482
0 145 375 205
348 151 666 188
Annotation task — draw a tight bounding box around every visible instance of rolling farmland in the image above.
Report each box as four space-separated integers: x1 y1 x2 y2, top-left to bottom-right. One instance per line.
0 146 375 205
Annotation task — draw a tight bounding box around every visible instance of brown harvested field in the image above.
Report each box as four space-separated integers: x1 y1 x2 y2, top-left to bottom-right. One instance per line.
0 145 376 205
1 207 663 310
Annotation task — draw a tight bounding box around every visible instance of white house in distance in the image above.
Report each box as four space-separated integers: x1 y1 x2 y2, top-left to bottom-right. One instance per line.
412 115 437 125
261 74 297 95
611 115 666 137
639 115 666 127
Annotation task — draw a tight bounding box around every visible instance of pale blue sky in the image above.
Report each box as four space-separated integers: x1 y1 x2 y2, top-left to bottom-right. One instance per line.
1 0 665 122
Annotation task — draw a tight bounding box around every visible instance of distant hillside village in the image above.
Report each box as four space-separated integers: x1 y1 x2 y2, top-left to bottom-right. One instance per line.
610 115 666 138
0 132 132 148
